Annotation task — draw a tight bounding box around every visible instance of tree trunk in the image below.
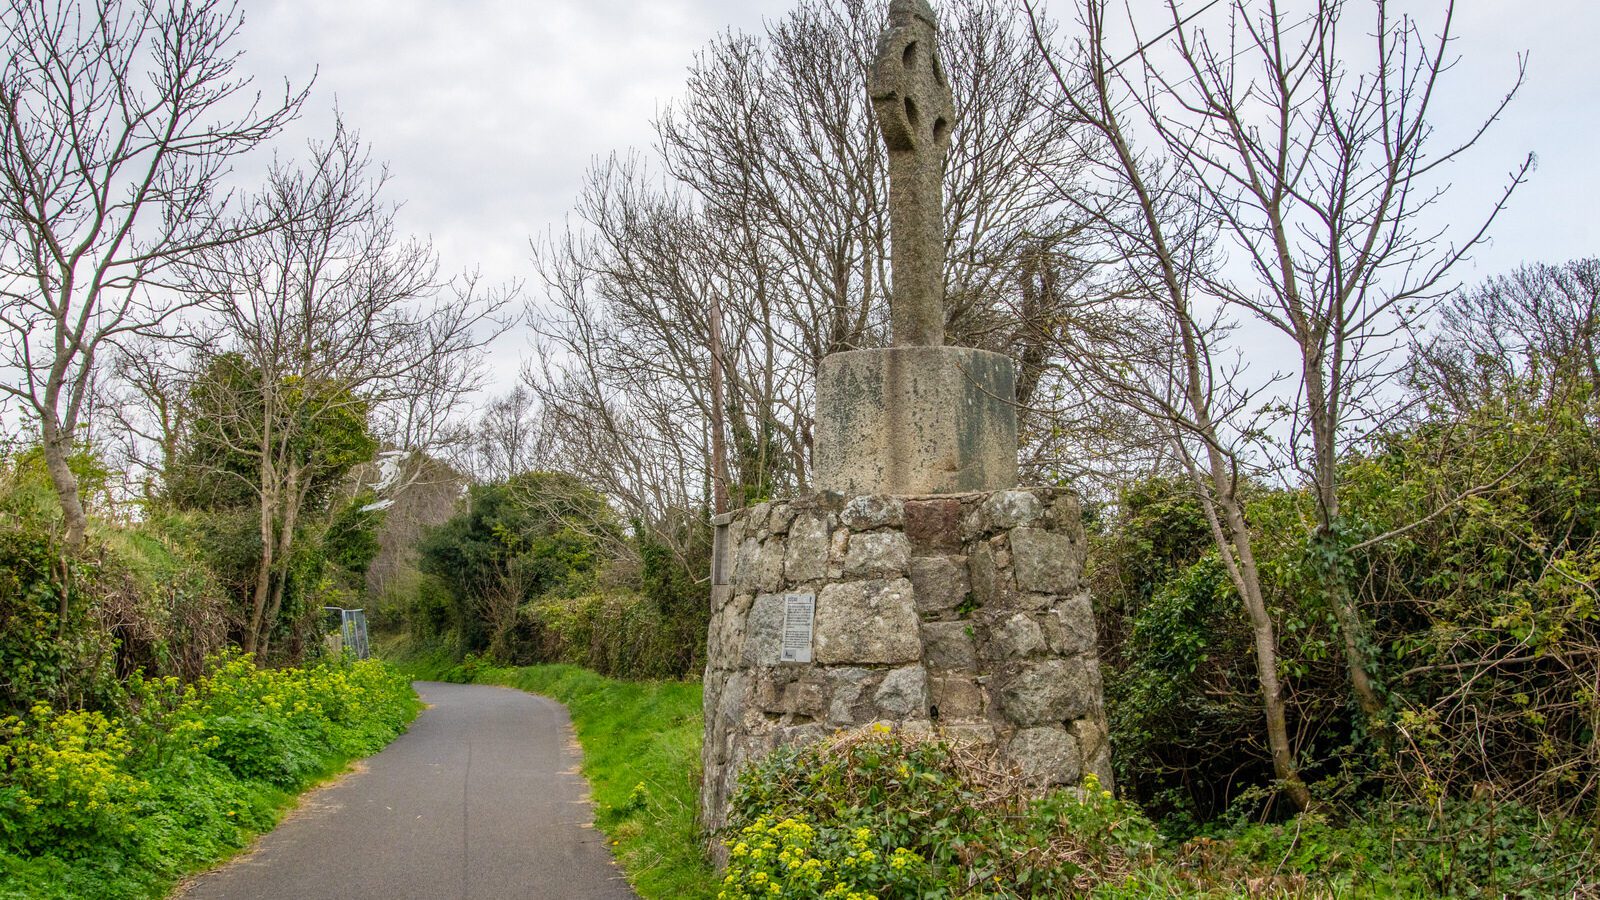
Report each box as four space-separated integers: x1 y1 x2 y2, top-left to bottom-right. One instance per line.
38 417 87 636
39 417 89 551
1321 527 1384 723
245 482 276 658
1304 364 1384 723
1215 487 1313 811
259 571 285 662
1190 450 1314 812
257 460 306 662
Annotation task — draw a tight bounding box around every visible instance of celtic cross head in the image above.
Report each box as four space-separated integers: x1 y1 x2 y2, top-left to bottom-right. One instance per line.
869 0 955 158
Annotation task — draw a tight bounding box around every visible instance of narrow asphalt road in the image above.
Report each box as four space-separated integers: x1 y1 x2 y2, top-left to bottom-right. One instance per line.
180 681 638 900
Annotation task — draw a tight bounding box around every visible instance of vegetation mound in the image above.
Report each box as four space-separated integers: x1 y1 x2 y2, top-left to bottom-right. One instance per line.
722 728 1596 899
0 654 419 899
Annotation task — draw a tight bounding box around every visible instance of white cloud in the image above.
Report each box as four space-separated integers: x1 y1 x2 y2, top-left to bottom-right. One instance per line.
228 0 1599 398
232 0 793 389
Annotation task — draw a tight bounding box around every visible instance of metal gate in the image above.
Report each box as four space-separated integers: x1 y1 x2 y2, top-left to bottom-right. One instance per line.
323 606 371 660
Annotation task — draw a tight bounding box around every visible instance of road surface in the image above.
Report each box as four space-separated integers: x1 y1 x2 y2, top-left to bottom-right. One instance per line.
180 681 638 900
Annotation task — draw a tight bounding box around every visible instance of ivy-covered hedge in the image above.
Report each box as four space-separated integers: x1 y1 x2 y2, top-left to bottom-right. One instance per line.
0 653 419 899
721 728 1596 899
1094 375 1600 827
507 591 702 680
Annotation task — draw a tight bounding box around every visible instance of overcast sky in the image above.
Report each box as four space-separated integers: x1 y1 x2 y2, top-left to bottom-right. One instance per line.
232 0 1599 393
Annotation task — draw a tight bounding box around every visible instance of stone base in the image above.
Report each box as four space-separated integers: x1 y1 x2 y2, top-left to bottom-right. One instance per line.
813 347 1018 495
699 488 1111 848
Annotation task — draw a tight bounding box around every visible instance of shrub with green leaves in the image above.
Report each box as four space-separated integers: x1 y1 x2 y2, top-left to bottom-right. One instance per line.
722 728 1157 899
718 816 927 900
0 705 145 854
513 591 701 680
0 453 122 718
1189 796 1599 898
0 653 418 899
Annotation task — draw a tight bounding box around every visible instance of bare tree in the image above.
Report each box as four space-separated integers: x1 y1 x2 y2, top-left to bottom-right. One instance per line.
105 337 191 500
471 383 541 483
529 159 774 571
1126 0 1529 723
1417 257 1600 410
178 120 506 659
362 451 467 601
1026 0 1311 809
0 0 307 548
528 0 1096 568
1027 0 1529 801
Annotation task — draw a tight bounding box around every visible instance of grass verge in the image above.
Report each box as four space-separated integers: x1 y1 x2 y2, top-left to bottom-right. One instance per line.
390 642 712 900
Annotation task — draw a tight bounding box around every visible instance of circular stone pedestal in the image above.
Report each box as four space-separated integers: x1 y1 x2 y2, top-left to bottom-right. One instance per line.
699 489 1111 848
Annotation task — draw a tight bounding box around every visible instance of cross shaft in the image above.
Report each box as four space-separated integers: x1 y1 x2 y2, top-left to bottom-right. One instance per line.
869 0 956 348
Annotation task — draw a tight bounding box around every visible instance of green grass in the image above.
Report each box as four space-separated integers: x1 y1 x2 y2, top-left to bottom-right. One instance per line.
390 642 713 899
3 754 362 900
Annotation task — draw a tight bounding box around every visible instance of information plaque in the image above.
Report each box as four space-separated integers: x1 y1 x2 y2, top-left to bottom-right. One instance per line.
711 524 730 586
780 592 815 663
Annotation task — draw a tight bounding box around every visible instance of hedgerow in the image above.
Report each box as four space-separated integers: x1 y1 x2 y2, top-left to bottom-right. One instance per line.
721 727 1598 899
0 653 418 899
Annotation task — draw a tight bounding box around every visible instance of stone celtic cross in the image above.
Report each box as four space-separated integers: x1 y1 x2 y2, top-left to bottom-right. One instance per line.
870 0 956 348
